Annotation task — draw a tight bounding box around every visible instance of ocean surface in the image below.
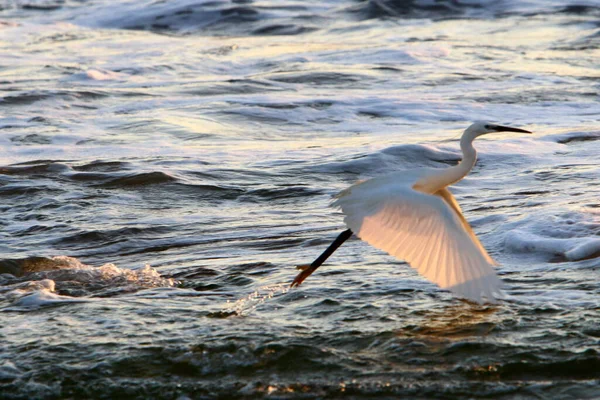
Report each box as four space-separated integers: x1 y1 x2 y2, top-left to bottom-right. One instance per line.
1 0 599 398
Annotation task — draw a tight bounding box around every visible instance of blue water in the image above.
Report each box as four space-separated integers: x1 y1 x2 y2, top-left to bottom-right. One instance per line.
1 1 599 398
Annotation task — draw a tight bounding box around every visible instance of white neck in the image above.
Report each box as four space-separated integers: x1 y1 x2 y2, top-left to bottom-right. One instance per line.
414 131 478 193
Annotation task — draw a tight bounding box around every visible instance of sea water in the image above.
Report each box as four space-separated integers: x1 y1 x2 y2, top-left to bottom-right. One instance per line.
0 1 599 398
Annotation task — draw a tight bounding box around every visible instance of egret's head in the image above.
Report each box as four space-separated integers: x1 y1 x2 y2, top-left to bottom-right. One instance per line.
466 121 532 137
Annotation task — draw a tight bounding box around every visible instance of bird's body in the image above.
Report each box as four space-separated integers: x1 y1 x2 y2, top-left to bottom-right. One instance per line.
331 170 500 303
291 122 532 303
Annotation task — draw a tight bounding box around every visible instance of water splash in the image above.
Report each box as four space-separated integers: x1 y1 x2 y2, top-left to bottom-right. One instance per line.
0 256 177 308
25 256 177 288
225 283 289 316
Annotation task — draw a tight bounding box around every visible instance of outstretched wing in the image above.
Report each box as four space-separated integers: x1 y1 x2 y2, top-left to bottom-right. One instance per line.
434 188 497 266
332 182 501 303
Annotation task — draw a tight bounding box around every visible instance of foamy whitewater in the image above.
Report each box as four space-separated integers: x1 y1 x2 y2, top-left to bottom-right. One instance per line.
0 0 599 398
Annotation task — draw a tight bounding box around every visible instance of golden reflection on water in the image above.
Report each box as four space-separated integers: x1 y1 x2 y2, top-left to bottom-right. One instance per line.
399 303 500 340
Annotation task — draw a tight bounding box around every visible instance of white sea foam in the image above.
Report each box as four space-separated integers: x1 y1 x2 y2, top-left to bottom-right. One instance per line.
10 288 88 309
505 230 600 261
0 278 86 310
38 256 177 287
0 256 176 309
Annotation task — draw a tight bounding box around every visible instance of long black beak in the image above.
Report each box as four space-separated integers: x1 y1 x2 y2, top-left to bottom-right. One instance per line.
492 125 532 134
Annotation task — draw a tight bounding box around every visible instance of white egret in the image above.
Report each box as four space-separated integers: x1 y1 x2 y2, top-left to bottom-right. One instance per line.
291 122 532 303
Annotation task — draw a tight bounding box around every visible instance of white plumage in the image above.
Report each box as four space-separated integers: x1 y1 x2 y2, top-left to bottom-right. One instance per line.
291 122 532 304
332 171 501 303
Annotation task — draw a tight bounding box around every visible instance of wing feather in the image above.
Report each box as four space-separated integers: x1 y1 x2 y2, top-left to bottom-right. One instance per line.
448 241 460 290
435 188 497 266
332 181 502 303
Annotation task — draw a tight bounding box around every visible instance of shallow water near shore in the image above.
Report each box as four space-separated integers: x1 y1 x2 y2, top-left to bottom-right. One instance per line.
1 1 599 398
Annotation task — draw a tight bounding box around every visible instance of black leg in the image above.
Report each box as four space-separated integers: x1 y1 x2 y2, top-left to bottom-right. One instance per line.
291 229 353 287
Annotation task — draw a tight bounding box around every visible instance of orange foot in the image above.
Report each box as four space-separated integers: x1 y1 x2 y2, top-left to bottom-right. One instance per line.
290 264 314 288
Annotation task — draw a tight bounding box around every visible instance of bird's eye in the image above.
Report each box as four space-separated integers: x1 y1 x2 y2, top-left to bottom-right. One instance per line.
484 124 492 129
